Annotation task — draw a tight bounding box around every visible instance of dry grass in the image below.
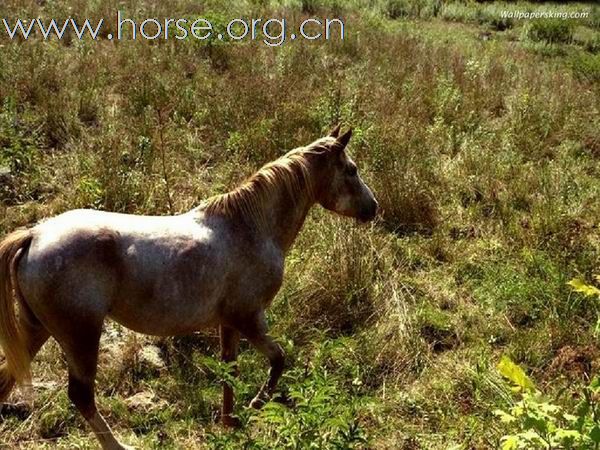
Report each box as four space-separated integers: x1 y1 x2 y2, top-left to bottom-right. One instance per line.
0 0 599 448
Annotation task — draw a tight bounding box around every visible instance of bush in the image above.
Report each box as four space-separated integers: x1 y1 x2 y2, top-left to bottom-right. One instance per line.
589 6 600 30
570 52 600 83
495 356 600 450
384 0 428 19
528 19 574 45
204 340 371 450
489 16 514 32
568 276 600 337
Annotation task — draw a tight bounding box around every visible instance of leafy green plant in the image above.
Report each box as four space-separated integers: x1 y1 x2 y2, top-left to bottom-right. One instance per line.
569 276 600 298
494 279 600 448
204 339 370 449
569 276 600 337
495 355 600 450
254 367 368 449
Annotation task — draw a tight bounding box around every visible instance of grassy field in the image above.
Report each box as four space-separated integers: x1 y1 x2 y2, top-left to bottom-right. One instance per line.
1 0 599 448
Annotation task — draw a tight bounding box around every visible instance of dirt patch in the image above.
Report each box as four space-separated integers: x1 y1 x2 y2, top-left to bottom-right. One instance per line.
547 345 599 381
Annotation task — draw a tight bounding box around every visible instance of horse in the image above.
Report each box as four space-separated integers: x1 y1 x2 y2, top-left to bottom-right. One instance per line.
0 126 378 450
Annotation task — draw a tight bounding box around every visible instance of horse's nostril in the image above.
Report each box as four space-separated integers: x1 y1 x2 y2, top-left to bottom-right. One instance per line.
359 201 378 222
369 200 378 219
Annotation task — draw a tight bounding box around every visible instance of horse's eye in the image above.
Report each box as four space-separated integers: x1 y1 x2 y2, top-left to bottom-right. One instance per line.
347 165 357 177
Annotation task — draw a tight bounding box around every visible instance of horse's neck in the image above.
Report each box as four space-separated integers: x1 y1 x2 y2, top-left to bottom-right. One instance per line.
197 156 321 253
267 188 314 253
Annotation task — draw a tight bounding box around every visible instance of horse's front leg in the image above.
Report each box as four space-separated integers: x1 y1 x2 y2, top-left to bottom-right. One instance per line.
219 325 240 427
239 312 285 409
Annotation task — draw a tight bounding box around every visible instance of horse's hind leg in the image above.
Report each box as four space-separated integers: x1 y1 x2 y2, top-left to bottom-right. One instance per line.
0 303 50 402
220 325 240 427
58 320 132 450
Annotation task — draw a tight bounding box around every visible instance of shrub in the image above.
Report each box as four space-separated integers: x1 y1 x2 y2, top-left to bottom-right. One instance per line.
384 0 428 19
570 52 600 83
489 16 514 32
568 276 600 337
204 340 371 450
528 19 574 45
252 344 370 449
589 6 600 30
495 355 600 450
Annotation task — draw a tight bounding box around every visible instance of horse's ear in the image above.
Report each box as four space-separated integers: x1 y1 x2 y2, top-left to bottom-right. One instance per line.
329 124 341 138
336 128 353 149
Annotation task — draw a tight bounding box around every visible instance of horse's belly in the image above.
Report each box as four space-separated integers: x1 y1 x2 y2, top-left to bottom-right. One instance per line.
108 292 220 336
108 267 224 336
108 231 229 336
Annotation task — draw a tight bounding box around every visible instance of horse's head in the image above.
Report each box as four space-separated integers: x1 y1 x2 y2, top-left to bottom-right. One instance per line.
313 125 378 223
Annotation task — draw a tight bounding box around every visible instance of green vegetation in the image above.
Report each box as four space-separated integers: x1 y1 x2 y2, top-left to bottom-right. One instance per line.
1 0 599 448
496 354 600 449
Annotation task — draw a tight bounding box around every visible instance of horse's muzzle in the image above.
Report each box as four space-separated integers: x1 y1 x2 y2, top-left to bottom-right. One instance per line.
358 200 378 223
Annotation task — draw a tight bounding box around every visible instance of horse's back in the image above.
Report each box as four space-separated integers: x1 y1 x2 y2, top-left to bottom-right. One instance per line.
22 209 211 275
17 209 235 335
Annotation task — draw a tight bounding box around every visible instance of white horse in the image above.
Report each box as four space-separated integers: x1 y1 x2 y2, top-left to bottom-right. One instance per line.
0 126 378 449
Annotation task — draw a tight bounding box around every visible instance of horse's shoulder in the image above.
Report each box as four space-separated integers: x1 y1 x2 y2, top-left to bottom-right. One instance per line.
248 238 285 289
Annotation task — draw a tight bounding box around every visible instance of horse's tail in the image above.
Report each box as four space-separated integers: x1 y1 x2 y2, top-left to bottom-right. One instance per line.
0 229 33 387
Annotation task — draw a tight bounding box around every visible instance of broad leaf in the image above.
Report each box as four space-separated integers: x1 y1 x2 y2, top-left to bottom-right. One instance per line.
494 409 517 423
568 278 600 297
501 435 519 450
497 355 536 392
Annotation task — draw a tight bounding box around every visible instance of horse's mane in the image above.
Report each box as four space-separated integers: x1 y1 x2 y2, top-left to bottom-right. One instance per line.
202 139 332 231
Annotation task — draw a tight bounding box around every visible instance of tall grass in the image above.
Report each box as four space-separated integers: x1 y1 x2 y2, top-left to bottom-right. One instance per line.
0 0 599 448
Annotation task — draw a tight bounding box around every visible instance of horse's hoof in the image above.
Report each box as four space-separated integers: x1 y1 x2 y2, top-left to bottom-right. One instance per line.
249 396 266 409
221 414 241 428
0 402 31 420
